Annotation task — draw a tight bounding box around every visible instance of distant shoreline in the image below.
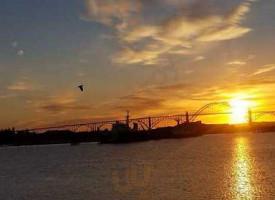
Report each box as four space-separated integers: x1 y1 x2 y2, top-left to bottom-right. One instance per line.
1 122 275 147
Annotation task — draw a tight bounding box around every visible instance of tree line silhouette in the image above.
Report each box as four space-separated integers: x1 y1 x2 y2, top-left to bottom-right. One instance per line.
0 128 101 146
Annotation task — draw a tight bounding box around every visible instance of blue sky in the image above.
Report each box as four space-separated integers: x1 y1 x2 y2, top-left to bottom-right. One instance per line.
1 0 275 129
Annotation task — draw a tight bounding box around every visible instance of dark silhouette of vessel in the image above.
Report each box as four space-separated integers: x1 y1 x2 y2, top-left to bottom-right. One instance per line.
99 121 203 144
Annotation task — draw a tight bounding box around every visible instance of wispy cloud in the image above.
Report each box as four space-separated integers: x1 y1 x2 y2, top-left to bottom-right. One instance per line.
40 104 90 113
82 0 141 27
104 76 275 116
194 56 205 62
226 55 254 66
33 93 91 114
253 64 275 75
83 0 256 65
77 72 84 77
227 61 247 66
7 82 31 91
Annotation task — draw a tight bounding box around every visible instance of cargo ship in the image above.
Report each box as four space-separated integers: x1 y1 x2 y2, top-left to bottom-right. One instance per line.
99 121 203 144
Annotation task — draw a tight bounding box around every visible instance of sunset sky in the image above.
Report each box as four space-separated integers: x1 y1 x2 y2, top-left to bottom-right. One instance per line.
1 0 275 129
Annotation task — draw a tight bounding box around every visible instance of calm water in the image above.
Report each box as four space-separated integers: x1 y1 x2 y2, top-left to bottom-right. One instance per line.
1 132 275 200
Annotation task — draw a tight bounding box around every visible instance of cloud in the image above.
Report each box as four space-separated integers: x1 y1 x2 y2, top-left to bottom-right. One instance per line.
116 95 165 111
103 83 207 115
0 95 8 99
35 93 91 114
41 104 90 113
155 83 190 91
240 78 275 86
227 61 247 66
83 0 141 28
77 72 84 77
123 26 159 42
226 1 252 25
226 55 254 66
253 64 275 75
105 75 275 116
159 1 254 43
7 82 30 91
112 46 169 65
194 56 205 62
84 0 256 65
197 26 251 42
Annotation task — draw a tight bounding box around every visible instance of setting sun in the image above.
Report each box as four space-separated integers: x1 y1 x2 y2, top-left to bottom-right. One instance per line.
230 99 252 124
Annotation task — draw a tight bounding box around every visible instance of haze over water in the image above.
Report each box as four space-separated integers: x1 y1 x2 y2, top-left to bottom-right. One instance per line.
1 132 275 200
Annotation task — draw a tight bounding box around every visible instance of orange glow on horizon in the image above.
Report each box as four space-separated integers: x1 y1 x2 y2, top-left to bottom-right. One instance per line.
229 99 252 124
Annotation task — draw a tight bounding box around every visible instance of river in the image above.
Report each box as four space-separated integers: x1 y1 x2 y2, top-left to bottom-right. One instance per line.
0 132 275 199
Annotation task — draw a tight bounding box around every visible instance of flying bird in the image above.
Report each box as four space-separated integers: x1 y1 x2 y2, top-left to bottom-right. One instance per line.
78 85 84 92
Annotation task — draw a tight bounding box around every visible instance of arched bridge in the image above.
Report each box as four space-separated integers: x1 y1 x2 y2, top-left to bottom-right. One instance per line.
23 102 275 133
25 102 235 133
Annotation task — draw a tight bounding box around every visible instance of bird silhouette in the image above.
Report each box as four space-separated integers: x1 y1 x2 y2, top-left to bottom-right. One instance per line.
78 85 84 91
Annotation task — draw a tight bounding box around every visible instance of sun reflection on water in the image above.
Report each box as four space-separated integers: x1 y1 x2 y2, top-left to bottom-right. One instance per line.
233 137 254 199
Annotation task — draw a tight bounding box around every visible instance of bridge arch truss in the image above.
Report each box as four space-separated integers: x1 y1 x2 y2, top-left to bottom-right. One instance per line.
190 102 232 122
253 111 275 122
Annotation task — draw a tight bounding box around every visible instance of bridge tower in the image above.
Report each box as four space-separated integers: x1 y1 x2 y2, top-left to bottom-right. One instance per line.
148 117 152 130
186 111 189 123
248 108 254 133
126 110 130 127
248 108 253 126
